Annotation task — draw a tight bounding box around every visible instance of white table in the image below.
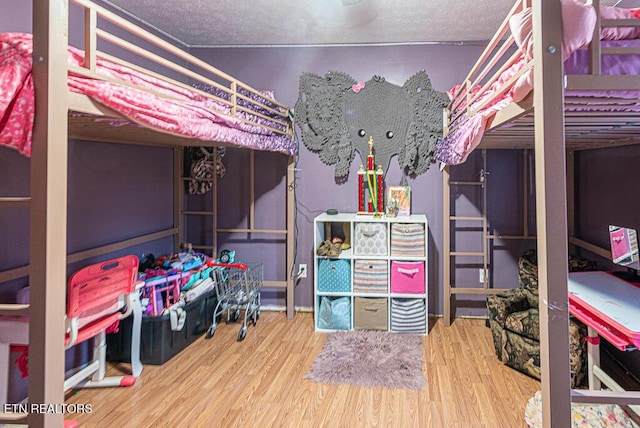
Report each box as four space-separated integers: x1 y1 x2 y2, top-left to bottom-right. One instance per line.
568 271 640 413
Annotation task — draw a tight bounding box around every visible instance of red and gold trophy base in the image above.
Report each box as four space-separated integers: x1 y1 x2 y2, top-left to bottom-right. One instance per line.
357 137 384 216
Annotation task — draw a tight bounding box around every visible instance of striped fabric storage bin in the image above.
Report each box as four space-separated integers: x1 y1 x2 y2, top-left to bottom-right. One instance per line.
390 223 425 257
390 261 425 294
391 298 426 334
353 260 388 293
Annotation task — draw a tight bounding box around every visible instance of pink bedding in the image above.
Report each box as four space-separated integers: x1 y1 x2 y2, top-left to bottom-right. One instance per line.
436 2 640 166
0 33 296 157
436 60 524 165
437 42 640 166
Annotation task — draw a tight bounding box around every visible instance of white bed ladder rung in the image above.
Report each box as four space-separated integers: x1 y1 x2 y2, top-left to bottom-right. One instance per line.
450 251 485 257
0 411 28 425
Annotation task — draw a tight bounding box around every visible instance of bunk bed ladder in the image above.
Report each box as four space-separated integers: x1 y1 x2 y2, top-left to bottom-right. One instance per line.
443 149 535 326
443 150 491 326
180 149 296 318
179 146 218 255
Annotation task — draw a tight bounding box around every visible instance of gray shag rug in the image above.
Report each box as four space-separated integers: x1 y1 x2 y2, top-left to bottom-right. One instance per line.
305 330 426 390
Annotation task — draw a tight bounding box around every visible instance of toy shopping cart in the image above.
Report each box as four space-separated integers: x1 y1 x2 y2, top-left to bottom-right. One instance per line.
205 262 263 341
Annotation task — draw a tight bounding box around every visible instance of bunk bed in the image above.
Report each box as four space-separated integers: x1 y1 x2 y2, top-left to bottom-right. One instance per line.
0 0 296 426
439 0 640 425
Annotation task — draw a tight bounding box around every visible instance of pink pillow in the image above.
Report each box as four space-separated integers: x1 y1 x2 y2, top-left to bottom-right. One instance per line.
599 6 640 40
512 69 534 103
562 0 597 59
510 0 596 61
510 7 534 59
16 286 30 304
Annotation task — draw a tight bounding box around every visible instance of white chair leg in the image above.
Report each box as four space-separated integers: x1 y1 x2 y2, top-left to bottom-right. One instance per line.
587 325 601 390
64 360 101 391
70 346 135 389
129 291 143 377
70 325 138 390
92 332 107 382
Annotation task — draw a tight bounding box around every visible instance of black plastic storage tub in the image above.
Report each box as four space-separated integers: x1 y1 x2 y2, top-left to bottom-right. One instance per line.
107 288 217 365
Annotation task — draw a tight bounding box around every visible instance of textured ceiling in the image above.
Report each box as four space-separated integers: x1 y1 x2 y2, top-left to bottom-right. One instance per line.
101 0 632 47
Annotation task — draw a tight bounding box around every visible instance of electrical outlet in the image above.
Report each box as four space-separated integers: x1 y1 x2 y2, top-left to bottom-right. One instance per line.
479 268 485 283
299 264 308 278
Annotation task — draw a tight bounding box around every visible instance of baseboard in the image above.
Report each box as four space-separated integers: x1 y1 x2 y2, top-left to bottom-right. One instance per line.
260 305 313 313
258 311 488 319
428 314 488 320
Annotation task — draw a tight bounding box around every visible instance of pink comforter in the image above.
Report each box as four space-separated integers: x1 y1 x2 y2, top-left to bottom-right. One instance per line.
0 33 296 157
435 56 528 165
437 42 640 166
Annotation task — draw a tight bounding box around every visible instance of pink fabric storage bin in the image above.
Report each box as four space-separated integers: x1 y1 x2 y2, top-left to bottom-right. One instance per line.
390 261 425 294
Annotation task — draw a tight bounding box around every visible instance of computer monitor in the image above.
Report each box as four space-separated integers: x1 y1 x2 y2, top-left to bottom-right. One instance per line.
609 225 640 283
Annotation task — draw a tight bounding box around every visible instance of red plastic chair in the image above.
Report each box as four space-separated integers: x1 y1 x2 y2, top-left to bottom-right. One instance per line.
0 255 143 409
63 255 143 390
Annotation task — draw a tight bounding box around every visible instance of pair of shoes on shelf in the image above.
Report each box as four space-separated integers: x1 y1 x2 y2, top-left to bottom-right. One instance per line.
331 237 351 251
316 240 342 257
328 241 342 257
317 240 331 256
323 222 351 251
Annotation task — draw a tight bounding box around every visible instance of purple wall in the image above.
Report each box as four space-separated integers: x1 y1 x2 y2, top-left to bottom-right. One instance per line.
190 44 532 315
575 145 640 375
576 145 640 246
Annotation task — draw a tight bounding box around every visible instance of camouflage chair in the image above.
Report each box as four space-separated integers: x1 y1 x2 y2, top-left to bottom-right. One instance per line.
486 249 596 388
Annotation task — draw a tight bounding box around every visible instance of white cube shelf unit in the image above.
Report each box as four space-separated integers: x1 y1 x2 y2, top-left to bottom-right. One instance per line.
313 213 428 335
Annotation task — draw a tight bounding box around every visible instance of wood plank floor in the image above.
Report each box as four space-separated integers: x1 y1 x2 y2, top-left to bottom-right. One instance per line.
65 313 540 427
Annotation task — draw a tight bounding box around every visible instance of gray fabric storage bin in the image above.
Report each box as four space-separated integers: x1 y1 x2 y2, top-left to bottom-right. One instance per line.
354 297 388 331
353 223 388 256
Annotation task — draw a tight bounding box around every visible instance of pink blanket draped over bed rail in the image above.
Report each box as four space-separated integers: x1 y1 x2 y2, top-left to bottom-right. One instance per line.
436 1 640 166
0 33 296 157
